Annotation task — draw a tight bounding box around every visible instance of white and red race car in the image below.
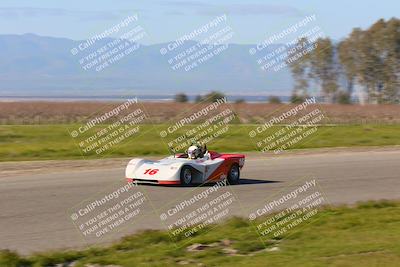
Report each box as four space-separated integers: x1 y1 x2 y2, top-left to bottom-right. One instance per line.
125 151 245 186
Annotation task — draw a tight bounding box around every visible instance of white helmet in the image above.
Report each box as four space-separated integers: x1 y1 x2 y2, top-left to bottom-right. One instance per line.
187 145 200 159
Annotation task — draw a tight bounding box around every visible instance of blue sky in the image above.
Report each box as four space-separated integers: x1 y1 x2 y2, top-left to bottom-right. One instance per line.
0 0 398 44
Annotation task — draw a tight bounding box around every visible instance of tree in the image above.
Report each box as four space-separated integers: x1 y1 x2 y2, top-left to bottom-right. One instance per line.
287 18 400 104
359 21 386 103
338 37 358 96
336 91 352 104
290 94 307 104
338 19 400 104
378 18 400 103
286 37 311 100
268 96 281 104
308 38 339 103
194 95 203 103
338 28 374 104
174 93 188 103
201 91 226 102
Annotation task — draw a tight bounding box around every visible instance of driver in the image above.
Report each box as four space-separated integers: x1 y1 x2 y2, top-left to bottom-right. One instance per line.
187 145 201 159
187 144 208 159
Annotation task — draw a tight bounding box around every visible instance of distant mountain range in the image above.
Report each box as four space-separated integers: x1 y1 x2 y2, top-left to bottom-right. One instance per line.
0 33 293 97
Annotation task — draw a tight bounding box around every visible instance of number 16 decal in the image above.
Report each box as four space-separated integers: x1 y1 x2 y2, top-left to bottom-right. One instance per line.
144 169 159 175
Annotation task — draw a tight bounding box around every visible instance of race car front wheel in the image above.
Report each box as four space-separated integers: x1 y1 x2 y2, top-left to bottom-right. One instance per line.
227 164 240 185
180 166 193 186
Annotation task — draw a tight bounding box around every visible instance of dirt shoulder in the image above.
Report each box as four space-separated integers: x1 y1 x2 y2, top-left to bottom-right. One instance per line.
2 102 400 124
1 146 400 178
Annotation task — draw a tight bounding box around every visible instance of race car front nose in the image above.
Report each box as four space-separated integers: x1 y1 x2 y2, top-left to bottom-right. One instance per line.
126 178 180 185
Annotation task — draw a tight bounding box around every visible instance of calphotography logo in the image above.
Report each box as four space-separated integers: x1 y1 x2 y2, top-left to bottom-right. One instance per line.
247 177 329 242
68 97 150 157
154 179 240 247
69 181 155 242
160 14 235 72
70 14 148 72
159 96 239 154
248 97 330 154
249 14 325 72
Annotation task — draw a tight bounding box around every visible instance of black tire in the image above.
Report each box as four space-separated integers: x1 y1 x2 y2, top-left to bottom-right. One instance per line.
227 164 240 185
180 166 193 186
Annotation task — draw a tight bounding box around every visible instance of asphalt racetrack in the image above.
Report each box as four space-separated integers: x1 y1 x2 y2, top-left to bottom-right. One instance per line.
1 149 400 254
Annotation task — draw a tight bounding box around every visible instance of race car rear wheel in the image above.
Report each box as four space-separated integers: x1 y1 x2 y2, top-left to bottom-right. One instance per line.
227 164 240 185
180 166 193 186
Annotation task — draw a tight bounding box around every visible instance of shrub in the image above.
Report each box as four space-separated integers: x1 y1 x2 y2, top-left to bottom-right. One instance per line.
268 96 281 104
290 94 307 103
174 93 188 103
196 91 225 102
336 91 352 104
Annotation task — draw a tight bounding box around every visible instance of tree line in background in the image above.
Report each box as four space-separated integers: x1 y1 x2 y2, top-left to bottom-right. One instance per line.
174 18 399 105
174 91 283 104
175 91 227 103
288 18 400 104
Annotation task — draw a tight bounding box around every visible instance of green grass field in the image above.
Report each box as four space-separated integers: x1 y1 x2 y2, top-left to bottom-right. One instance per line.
0 124 400 161
1 201 399 267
